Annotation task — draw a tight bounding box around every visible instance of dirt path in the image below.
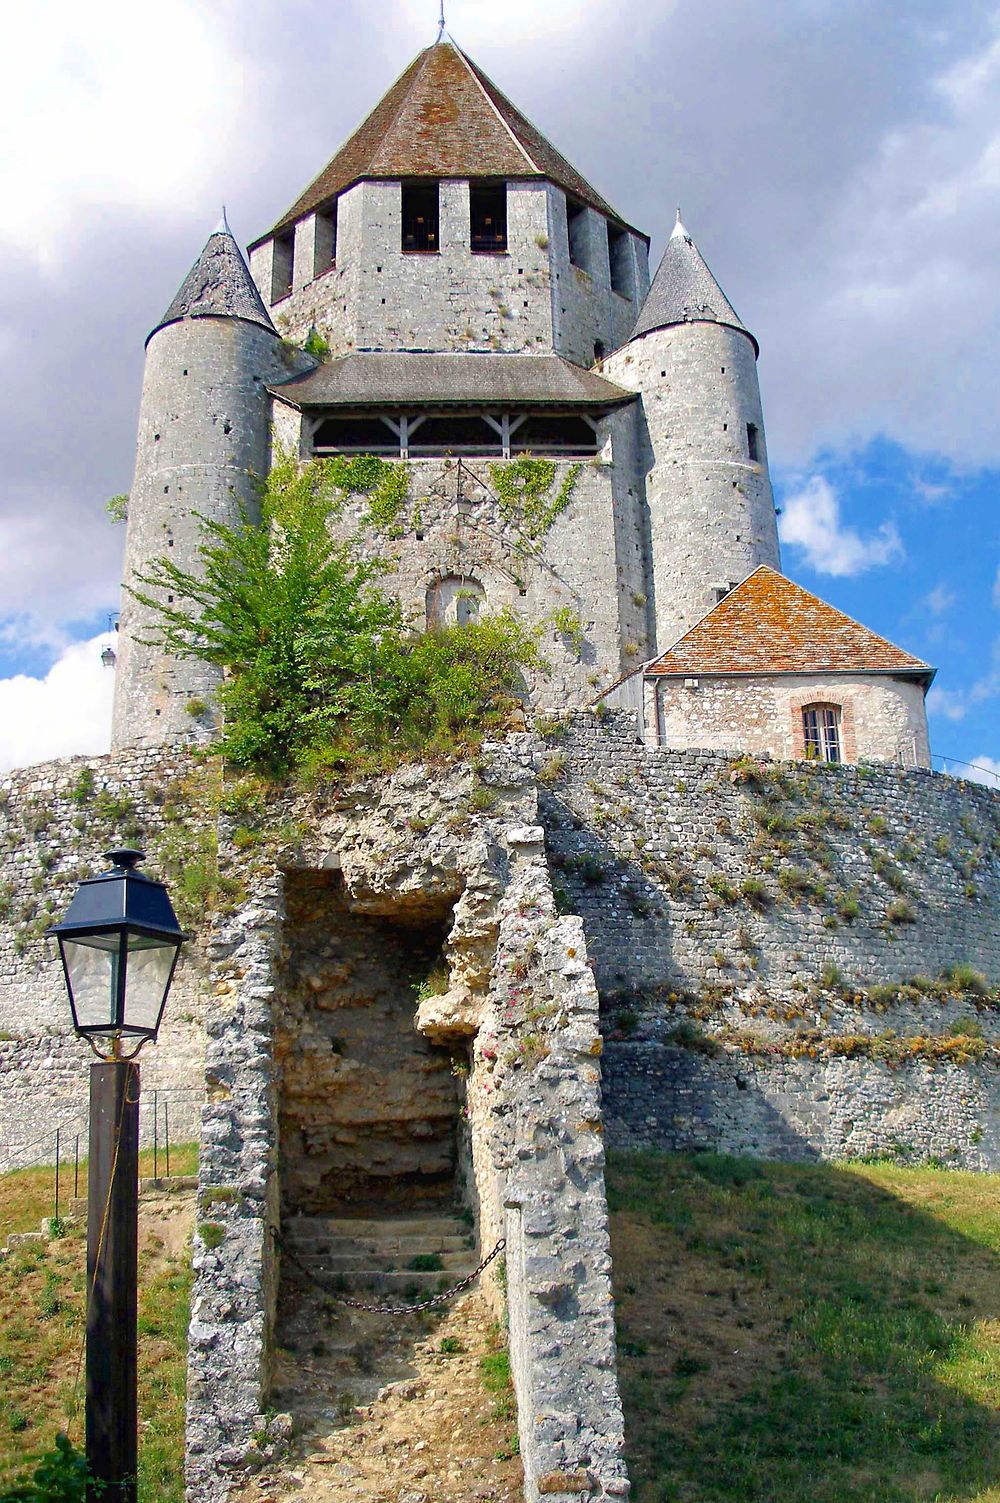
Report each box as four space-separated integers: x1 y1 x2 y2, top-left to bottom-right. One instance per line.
239 1290 522 1503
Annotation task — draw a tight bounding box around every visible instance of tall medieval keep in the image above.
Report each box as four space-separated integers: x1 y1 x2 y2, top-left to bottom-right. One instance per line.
112 38 931 770
9 38 995 1503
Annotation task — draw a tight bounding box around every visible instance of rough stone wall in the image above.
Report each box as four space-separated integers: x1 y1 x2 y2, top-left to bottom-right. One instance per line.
275 871 458 1211
301 450 634 703
185 745 630 1502
540 712 1000 993
0 747 211 1169
473 805 630 1501
644 671 931 768
254 180 554 354
602 1039 1000 1167
605 321 779 653
250 179 648 362
537 710 1000 1166
547 187 648 368
112 316 294 750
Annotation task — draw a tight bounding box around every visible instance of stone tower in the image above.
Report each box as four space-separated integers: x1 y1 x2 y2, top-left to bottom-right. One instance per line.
605 213 780 653
112 220 288 750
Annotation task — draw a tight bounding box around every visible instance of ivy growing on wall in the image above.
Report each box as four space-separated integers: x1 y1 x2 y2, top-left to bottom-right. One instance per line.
326 454 411 531
488 459 582 540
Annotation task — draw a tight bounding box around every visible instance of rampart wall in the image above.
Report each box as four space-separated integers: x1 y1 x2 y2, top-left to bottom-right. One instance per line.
0 746 211 1169
538 711 1000 1167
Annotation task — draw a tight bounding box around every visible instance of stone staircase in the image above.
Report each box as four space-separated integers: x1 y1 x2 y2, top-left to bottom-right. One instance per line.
272 1206 481 1431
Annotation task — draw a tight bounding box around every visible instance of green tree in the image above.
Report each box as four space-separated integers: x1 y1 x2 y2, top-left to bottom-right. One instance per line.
132 454 544 778
132 452 400 776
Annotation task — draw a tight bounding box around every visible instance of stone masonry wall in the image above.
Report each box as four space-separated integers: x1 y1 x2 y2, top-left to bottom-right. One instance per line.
185 744 630 1503
645 671 931 768
537 710 1000 1166
0 747 212 1169
605 320 779 654
251 178 648 362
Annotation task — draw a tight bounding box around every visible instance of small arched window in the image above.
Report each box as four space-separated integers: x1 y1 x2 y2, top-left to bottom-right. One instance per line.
426 575 486 629
802 703 842 763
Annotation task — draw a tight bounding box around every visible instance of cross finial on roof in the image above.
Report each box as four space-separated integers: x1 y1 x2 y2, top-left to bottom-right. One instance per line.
214 205 233 237
670 206 689 241
437 0 445 40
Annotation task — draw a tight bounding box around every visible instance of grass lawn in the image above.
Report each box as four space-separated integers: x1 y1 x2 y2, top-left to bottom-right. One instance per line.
607 1151 1000 1503
0 1146 197 1500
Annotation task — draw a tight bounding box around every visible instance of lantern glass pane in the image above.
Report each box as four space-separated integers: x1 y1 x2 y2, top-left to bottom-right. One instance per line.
123 933 176 1035
61 934 120 1031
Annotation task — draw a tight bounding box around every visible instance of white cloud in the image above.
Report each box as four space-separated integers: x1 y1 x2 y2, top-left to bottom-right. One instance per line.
0 1 254 264
0 634 114 774
778 475 904 576
924 584 956 616
946 753 1000 787
927 685 970 720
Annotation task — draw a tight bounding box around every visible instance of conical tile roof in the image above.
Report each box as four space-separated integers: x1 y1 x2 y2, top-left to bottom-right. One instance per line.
631 213 756 352
645 567 934 680
258 41 639 242
152 220 275 342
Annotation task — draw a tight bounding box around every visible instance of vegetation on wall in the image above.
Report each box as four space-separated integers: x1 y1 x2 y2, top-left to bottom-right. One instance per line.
326 454 410 532
131 453 543 779
488 459 582 540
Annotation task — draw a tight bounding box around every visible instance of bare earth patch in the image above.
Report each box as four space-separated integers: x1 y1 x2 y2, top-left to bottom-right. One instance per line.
238 1290 522 1503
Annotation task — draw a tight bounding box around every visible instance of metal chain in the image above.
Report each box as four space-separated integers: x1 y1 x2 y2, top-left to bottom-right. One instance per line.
269 1224 506 1316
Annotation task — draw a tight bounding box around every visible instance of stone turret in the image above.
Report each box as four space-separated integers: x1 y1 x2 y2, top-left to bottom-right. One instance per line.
112 219 290 750
605 213 780 653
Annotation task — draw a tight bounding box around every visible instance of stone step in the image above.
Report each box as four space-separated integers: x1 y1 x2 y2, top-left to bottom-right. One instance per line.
285 1232 472 1257
286 1213 470 1239
289 1247 475 1272
287 1265 478 1294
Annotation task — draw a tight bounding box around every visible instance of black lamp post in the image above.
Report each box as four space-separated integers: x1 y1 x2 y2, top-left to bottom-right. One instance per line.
47 849 187 1503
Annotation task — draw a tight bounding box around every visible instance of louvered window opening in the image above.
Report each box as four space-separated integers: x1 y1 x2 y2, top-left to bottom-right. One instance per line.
802 705 842 763
311 411 601 459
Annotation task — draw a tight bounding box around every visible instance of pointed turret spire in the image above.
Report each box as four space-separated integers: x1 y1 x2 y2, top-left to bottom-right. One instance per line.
151 218 275 343
631 215 757 353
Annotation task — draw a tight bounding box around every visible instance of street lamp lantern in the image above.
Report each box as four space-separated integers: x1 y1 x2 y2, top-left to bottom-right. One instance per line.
47 848 186 1053
46 847 187 1503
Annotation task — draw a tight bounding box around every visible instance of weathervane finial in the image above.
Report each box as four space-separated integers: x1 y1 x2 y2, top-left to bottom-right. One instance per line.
437 0 445 39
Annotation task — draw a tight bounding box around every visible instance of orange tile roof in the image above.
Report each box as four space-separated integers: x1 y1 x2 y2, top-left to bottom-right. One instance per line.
257 42 638 243
645 567 933 680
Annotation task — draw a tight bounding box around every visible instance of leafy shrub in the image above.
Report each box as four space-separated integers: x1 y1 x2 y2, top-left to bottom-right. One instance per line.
0 1433 89 1502
886 899 916 925
132 454 543 779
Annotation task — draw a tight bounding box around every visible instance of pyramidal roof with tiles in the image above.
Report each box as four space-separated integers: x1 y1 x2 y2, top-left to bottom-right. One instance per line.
645 567 934 680
258 40 638 242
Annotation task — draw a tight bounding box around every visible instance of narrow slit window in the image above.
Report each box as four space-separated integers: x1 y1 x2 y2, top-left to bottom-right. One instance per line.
313 202 337 276
402 183 439 253
746 422 760 461
802 704 842 763
271 231 294 301
470 182 507 253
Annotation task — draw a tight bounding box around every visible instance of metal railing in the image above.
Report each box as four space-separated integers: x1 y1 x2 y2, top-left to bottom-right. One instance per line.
0 1088 205 1225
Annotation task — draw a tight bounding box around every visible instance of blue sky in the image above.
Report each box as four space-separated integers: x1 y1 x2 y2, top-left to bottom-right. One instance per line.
775 444 1000 782
0 0 998 777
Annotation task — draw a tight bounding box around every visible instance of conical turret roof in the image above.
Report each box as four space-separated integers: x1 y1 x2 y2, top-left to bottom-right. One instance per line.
630 213 756 353
151 217 275 343
256 41 641 243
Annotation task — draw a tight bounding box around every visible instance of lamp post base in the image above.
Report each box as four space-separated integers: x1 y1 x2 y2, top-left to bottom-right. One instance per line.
86 1060 140 1503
